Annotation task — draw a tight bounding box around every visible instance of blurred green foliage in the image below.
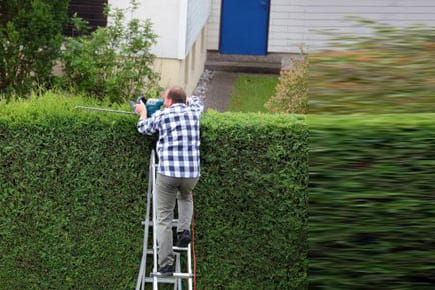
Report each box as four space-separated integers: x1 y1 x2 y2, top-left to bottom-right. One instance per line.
305 19 435 289
309 18 435 114
0 93 308 289
309 114 435 289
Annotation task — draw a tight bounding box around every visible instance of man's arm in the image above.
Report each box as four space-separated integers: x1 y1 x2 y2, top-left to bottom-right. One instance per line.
187 96 204 113
136 100 158 135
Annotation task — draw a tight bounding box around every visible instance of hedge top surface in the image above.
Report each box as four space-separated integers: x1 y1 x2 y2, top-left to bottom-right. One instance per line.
0 93 306 129
0 92 136 126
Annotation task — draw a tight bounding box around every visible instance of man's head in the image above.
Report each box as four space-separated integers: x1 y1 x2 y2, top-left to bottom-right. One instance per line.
163 86 186 107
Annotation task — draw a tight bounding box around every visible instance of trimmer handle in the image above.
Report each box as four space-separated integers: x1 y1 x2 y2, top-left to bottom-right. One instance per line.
137 96 147 104
128 96 147 111
128 96 163 117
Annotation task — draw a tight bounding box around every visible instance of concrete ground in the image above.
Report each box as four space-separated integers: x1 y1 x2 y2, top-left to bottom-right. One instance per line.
201 71 239 112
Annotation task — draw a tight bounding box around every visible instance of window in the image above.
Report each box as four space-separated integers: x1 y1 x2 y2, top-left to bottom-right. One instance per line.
65 0 108 36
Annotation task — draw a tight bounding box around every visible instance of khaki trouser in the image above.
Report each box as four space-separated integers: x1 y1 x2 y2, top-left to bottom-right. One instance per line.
155 173 199 268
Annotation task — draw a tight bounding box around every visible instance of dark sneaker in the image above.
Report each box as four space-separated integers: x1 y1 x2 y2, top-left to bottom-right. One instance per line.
157 264 174 276
176 230 191 247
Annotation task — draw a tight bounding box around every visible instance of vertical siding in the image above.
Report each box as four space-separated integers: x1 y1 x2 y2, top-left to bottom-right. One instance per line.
186 0 211 56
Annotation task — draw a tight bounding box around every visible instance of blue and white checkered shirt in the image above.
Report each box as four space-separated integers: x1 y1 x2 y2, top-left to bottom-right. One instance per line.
137 96 204 178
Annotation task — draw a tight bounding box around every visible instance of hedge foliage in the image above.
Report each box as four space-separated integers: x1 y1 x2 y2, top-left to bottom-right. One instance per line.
309 114 435 289
0 93 308 289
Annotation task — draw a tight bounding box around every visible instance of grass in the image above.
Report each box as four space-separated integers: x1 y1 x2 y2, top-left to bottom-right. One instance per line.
226 74 278 113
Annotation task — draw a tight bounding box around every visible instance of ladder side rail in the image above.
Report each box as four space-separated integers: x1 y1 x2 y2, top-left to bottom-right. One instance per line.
135 150 155 290
135 179 152 290
175 252 181 290
188 243 193 290
152 151 159 290
143 153 154 289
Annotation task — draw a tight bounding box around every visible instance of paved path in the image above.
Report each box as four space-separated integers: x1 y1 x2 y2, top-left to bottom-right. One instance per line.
192 70 239 112
195 52 289 112
193 69 282 112
203 71 241 112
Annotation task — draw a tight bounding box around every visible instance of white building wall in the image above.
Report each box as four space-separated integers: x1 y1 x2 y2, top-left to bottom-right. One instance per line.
186 0 211 56
271 0 435 53
208 0 435 53
109 0 211 95
110 0 184 58
111 0 211 58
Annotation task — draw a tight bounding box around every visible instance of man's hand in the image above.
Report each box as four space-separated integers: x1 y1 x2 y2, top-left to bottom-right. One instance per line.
135 100 147 119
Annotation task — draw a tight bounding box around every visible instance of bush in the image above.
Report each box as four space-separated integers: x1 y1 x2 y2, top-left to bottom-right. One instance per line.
309 114 435 289
0 93 308 289
197 111 308 289
61 0 160 103
0 0 69 100
265 52 308 114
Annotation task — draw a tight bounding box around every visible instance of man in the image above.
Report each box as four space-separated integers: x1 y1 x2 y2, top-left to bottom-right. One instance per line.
135 86 204 275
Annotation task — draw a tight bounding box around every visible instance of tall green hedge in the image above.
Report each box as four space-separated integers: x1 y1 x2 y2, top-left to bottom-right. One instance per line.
0 94 308 289
309 114 435 289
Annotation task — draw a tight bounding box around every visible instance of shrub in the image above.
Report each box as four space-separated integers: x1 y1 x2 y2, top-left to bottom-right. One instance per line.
0 93 308 289
265 51 308 114
0 0 69 100
60 0 160 103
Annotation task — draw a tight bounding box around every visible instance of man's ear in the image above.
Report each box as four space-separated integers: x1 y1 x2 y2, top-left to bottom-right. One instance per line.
164 94 172 107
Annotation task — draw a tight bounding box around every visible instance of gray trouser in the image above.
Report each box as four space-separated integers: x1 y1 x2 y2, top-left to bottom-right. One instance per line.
155 173 199 268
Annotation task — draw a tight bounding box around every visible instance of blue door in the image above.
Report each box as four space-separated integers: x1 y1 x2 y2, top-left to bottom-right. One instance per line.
220 0 270 55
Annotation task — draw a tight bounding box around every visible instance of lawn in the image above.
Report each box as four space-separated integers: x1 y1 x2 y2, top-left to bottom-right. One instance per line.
226 74 279 113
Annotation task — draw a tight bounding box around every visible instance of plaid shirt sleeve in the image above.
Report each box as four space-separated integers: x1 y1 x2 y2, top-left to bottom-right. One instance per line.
137 111 161 136
187 96 204 114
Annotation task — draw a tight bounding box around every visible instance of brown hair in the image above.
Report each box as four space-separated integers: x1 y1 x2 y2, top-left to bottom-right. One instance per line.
167 86 186 104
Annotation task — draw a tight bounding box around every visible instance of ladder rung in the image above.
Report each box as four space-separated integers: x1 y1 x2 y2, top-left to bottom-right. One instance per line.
146 246 189 255
144 277 176 284
146 219 179 227
151 272 193 279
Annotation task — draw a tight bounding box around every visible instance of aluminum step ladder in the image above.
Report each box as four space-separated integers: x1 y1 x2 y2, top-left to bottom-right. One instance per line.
136 150 194 290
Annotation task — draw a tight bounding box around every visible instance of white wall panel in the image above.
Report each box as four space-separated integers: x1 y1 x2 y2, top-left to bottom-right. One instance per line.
186 0 211 57
269 0 435 53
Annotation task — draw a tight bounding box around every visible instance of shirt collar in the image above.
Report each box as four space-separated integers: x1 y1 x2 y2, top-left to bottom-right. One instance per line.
169 103 186 108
